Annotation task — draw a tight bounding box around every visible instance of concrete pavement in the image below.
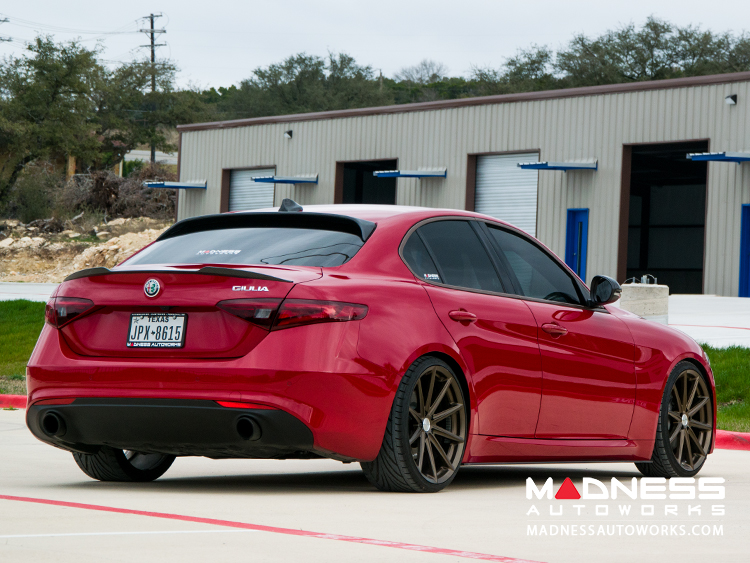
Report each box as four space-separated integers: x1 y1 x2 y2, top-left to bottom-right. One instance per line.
668 295 750 348
0 282 58 303
1 409 747 562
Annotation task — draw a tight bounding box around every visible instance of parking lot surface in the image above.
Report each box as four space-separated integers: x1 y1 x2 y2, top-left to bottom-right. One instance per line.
1 410 748 562
0 282 58 303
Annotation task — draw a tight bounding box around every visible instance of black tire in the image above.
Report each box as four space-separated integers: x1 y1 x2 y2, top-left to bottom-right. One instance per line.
72 447 175 482
361 356 468 493
635 361 713 478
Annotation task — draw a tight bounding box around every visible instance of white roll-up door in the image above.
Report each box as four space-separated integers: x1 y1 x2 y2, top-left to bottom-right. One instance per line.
229 168 276 211
475 153 539 236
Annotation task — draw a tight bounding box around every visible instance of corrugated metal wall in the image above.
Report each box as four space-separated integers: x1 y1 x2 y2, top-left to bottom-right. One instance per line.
179 80 750 296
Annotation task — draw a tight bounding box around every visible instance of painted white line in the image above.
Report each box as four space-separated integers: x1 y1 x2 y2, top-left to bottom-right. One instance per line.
0 529 258 539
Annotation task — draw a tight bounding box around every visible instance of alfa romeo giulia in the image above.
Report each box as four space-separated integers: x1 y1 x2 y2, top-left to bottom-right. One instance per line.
26 201 715 492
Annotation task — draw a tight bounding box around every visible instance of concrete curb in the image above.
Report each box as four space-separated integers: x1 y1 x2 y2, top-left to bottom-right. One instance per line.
3 394 749 452
0 395 26 409
715 429 750 451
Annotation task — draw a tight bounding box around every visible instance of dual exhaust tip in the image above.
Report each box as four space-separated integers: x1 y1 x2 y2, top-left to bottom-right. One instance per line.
40 411 262 442
236 416 261 441
41 411 67 438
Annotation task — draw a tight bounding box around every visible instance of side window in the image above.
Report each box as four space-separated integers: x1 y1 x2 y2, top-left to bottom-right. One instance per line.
416 221 504 293
488 226 582 305
402 233 441 283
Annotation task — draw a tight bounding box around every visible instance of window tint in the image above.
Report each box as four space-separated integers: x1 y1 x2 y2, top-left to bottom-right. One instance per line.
488 226 581 304
402 233 442 283
126 228 364 267
417 221 504 293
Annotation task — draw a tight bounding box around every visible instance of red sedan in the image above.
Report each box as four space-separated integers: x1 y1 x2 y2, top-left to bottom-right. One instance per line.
27 202 715 492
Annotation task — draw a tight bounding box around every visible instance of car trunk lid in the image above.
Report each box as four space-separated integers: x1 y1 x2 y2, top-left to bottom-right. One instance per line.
57 265 321 358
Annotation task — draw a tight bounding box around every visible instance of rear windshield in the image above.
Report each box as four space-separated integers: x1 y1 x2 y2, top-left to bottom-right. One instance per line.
126 228 364 267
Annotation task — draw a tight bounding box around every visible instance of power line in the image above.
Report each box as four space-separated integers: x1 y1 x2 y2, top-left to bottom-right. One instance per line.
0 14 139 36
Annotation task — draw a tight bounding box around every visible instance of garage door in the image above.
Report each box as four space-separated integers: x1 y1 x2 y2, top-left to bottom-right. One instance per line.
475 153 539 236
229 168 276 211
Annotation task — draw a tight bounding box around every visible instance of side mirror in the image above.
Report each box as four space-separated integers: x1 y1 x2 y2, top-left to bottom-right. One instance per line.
589 275 621 306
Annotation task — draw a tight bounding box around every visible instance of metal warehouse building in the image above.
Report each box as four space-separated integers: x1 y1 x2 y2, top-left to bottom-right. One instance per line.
176 72 750 297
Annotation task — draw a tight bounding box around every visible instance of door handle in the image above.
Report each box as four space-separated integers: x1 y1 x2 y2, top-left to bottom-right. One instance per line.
449 310 477 322
541 323 568 337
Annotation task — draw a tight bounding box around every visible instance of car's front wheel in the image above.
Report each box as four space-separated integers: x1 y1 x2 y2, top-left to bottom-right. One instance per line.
361 356 468 492
73 447 175 482
635 361 713 478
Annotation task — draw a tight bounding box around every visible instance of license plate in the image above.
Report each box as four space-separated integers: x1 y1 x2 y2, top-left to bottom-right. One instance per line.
127 313 187 348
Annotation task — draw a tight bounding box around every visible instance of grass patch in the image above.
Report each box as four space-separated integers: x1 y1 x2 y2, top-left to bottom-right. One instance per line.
0 300 45 385
0 376 27 395
702 345 750 433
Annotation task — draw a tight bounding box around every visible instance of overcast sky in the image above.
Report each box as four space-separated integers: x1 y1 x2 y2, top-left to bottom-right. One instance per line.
2 1 749 89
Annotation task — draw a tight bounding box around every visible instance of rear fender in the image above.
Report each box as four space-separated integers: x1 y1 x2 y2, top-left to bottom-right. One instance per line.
285 276 479 436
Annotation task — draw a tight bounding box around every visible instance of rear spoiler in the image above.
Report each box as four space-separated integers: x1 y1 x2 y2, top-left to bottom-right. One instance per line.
64 266 292 283
157 212 377 243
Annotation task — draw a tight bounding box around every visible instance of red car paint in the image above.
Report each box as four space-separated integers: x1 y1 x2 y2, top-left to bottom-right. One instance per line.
26 205 716 463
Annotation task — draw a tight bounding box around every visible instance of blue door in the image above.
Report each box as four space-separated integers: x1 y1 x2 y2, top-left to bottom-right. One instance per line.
741 205 750 297
565 209 589 281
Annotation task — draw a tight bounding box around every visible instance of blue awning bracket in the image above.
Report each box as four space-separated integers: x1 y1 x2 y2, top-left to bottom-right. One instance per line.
373 168 447 179
517 160 598 172
143 180 207 189
687 151 750 164
252 175 319 184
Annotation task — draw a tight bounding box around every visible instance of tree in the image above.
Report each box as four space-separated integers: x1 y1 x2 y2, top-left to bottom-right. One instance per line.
469 46 561 95
394 59 448 85
213 53 393 119
0 37 209 202
0 38 102 200
556 16 750 86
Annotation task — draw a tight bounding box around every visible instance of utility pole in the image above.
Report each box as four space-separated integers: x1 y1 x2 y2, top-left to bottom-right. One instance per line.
140 14 166 164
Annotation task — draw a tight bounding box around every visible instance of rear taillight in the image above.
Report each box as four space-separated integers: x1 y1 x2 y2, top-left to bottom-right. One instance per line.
44 297 95 328
216 299 283 328
274 299 368 330
217 298 367 331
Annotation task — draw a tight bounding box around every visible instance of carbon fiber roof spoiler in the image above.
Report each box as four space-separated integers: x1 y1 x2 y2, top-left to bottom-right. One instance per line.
157 211 377 242
63 266 292 283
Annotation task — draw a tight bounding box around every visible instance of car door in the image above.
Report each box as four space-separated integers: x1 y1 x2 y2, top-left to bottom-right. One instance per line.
484 224 636 440
401 219 543 438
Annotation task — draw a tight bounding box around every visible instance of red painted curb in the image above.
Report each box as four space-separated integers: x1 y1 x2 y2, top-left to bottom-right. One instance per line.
3 395 750 451
0 495 539 562
0 395 26 409
715 429 750 451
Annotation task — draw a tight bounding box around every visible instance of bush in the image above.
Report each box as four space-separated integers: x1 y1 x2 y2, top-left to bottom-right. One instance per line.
123 159 145 178
114 164 177 219
55 162 177 221
2 160 176 223
6 165 61 223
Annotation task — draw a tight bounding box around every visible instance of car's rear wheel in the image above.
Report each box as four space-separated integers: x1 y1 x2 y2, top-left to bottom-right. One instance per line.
361 356 468 492
72 447 175 482
635 361 713 478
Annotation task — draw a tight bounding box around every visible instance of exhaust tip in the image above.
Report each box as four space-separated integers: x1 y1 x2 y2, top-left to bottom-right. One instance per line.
236 416 261 441
41 411 67 438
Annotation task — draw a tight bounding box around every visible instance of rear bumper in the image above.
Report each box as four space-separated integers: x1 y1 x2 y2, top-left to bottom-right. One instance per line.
27 398 315 459
26 322 397 461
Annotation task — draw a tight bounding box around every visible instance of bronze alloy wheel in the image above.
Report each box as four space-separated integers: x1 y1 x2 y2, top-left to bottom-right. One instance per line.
407 364 467 484
666 368 713 472
361 356 468 492
636 361 713 478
